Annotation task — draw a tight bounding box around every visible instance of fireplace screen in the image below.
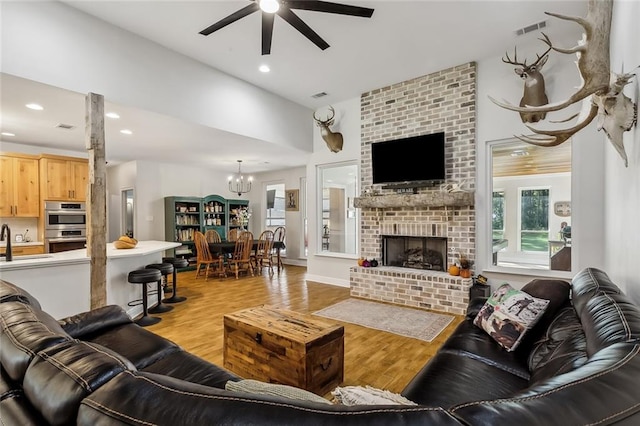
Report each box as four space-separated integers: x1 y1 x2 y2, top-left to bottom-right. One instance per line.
382 236 447 271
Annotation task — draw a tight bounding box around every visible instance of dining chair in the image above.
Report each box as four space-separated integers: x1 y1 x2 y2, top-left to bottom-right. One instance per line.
227 228 240 242
205 229 222 243
252 230 274 275
272 226 286 272
228 231 254 279
194 231 225 280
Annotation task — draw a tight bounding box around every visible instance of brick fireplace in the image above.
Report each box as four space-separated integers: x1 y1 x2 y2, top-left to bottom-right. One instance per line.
350 62 476 315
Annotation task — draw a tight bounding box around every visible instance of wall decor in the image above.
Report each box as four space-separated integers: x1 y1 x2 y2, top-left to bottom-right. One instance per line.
554 201 571 217
313 106 344 153
489 0 638 167
502 45 551 123
285 189 299 211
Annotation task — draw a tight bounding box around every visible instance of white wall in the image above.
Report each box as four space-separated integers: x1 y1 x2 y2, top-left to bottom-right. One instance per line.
106 161 137 242
1 1 311 153
605 0 640 303
306 97 361 287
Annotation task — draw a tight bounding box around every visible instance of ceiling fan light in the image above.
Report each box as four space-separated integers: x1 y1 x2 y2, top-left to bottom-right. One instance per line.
259 0 279 13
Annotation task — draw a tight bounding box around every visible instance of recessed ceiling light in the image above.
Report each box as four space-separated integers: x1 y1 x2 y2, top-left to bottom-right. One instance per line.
1 132 16 137
26 103 44 111
120 129 133 135
259 64 270 73
106 112 120 119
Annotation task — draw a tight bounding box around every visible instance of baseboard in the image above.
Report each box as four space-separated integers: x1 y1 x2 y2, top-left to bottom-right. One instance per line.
305 274 350 288
282 258 307 267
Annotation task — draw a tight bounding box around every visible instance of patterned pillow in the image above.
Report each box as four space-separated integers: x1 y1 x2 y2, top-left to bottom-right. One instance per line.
474 283 550 352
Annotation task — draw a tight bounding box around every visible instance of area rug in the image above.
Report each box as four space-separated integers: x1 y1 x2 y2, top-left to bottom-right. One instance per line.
313 299 454 342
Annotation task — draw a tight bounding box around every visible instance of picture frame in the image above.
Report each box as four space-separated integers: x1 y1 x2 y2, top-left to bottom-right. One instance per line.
285 189 299 211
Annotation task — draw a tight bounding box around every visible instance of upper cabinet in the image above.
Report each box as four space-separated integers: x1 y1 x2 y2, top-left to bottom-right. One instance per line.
0 153 40 217
39 155 88 201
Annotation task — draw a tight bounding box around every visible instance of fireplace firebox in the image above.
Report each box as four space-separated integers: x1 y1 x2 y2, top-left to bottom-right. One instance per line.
382 236 447 271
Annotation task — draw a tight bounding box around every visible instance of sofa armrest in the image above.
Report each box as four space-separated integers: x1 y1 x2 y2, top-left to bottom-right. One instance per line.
59 305 133 339
465 297 488 320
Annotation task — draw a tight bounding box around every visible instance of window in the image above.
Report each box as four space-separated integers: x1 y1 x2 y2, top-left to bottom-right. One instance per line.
492 190 505 240
489 138 571 271
519 188 549 252
265 183 285 228
301 177 308 258
318 162 358 255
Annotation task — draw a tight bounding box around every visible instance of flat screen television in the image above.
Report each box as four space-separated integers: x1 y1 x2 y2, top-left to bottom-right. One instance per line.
371 132 446 185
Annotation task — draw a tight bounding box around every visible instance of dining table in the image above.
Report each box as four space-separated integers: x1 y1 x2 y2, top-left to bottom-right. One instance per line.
208 240 286 272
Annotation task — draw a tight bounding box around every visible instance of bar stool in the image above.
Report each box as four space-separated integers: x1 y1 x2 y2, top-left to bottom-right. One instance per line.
145 263 175 314
162 257 188 303
128 269 163 327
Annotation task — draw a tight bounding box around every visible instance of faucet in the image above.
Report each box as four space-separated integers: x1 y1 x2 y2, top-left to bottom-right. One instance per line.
1 224 12 261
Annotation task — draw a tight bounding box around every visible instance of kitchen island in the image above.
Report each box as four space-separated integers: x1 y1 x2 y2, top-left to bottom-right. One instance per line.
0 240 180 319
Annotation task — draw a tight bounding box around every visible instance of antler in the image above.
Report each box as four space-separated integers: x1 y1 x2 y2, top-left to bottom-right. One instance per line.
489 0 613 145
313 106 335 125
502 45 552 69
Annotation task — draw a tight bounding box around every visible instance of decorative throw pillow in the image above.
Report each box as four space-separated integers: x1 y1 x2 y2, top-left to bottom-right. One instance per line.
474 283 550 352
225 379 332 405
331 386 417 406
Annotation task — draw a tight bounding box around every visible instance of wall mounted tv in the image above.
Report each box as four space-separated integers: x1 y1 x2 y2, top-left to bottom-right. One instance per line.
371 132 446 185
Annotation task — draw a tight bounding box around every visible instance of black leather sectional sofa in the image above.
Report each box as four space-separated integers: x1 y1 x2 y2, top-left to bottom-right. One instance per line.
1 267 639 425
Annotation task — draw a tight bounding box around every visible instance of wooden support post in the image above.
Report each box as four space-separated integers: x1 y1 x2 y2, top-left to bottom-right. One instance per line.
86 92 107 309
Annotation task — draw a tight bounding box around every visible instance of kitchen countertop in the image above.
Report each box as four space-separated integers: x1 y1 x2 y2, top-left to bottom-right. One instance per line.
0 240 181 271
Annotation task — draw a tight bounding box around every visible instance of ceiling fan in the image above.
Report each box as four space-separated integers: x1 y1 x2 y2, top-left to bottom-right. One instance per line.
199 0 375 55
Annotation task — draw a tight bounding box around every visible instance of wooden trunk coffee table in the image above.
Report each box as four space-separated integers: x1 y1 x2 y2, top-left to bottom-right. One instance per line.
223 306 344 396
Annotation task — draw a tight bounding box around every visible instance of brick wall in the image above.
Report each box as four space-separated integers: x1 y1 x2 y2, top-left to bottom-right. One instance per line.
350 62 477 315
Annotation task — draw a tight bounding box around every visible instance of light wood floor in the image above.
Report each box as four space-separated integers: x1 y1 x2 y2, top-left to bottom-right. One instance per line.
146 265 462 395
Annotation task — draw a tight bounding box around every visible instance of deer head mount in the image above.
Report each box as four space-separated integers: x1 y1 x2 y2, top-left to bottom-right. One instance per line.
489 0 638 167
502 46 551 123
313 106 344 153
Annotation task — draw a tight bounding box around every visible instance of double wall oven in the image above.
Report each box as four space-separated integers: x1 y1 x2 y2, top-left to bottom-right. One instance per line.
44 201 87 253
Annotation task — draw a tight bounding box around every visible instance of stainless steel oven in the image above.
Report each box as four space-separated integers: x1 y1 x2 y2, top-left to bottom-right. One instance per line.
44 201 87 253
45 201 87 229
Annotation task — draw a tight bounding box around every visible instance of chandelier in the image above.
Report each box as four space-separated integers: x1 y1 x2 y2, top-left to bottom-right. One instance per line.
228 160 252 196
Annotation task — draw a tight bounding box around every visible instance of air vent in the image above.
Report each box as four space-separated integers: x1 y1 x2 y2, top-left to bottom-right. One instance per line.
514 20 547 36
55 123 75 130
311 91 328 99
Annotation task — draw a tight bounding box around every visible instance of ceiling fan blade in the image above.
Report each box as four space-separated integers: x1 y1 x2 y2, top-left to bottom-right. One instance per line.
286 1 374 18
199 3 260 36
262 12 275 55
277 7 330 50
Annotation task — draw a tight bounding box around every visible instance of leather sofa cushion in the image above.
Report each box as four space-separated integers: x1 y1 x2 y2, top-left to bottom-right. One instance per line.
0 392 47 426
401 350 528 407
528 306 587 384
84 322 180 370
578 292 640 356
58 305 133 339
439 321 530 379
451 342 640 426
78 371 463 426
0 279 42 310
141 350 241 389
23 339 135 426
0 302 70 382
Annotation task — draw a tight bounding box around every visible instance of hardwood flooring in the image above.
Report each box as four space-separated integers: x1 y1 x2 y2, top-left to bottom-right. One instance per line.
146 265 463 395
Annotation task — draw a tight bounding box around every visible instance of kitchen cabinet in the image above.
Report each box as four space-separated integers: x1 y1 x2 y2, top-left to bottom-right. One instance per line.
39 155 88 201
0 154 40 217
1 245 45 256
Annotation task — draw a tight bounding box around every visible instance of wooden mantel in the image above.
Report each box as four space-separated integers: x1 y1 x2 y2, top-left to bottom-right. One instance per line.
354 191 474 209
